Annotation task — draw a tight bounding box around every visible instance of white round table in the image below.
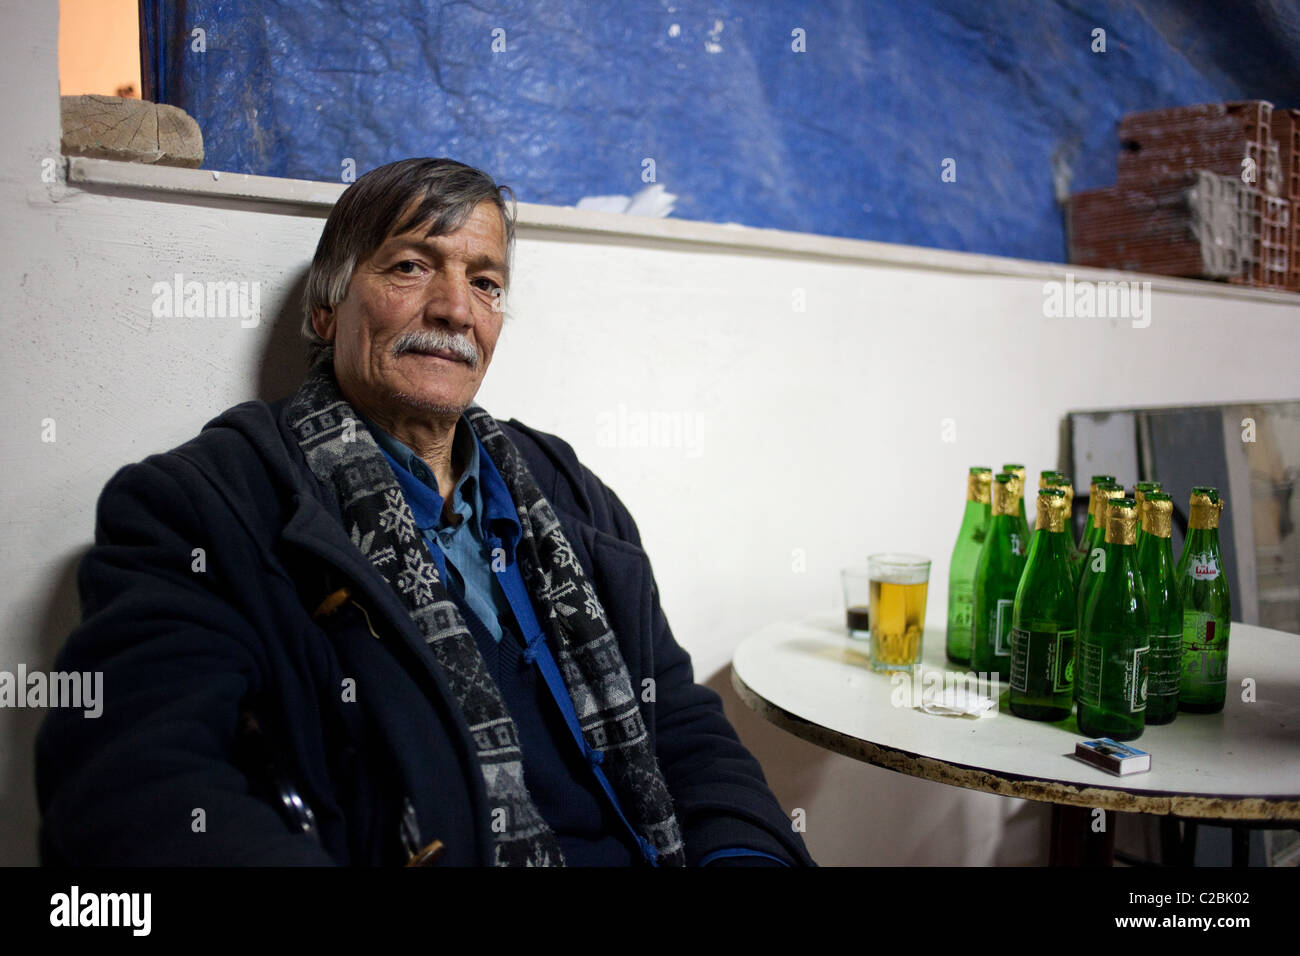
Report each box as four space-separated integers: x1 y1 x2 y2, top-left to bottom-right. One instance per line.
731 612 1300 821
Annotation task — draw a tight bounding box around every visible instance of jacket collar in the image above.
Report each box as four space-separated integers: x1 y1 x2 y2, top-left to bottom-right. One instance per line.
196 393 590 621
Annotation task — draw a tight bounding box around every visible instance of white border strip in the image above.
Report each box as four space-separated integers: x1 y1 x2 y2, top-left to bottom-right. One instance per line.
65 156 1300 304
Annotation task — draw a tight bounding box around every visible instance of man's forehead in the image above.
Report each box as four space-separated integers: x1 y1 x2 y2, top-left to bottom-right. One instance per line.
385 198 504 243
371 200 505 268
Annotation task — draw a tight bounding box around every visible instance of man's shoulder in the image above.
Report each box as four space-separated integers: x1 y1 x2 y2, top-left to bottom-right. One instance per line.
98 397 315 528
494 416 631 542
495 418 582 489
161 398 300 485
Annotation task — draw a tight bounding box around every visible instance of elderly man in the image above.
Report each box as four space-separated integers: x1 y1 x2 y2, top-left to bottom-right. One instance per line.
36 158 813 867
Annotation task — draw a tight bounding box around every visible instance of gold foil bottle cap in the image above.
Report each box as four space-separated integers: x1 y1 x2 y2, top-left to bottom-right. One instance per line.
1095 483 1124 522
1007 471 1024 503
1036 488 1069 533
967 467 992 504
1188 487 1223 529
1087 477 1117 522
1044 475 1073 506
991 473 1018 516
1002 464 1026 487
1142 492 1173 538
1105 498 1139 546
1133 481 1162 516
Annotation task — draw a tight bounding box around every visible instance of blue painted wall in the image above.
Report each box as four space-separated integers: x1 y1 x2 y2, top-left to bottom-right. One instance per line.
142 0 1300 264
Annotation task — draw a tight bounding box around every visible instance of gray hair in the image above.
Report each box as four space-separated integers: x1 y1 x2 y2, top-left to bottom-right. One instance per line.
301 158 516 368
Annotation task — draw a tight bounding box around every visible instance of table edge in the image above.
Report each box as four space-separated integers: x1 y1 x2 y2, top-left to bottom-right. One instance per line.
729 665 1300 822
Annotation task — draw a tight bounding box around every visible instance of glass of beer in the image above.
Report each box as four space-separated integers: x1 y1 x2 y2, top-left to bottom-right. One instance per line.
867 553 930 673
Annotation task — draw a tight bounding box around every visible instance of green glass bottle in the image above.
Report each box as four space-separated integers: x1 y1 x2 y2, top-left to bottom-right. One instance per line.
972 473 1027 681
1177 487 1231 713
1076 498 1149 741
1010 489 1076 720
1074 482 1125 702
1137 492 1181 725
1132 481 1162 547
1043 474 1076 586
1076 483 1126 631
947 467 993 666
1076 475 1116 554
1003 464 1031 542
1073 476 1110 579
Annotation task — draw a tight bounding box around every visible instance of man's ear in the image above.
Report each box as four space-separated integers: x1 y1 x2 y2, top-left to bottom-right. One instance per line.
311 305 335 342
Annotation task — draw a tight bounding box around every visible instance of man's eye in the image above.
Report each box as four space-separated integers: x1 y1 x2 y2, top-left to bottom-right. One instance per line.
394 260 423 274
472 277 501 292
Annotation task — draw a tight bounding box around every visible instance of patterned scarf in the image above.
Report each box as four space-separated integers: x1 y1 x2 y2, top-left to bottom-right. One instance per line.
285 356 685 866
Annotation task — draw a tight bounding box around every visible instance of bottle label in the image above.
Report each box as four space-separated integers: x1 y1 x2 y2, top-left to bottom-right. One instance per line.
1187 551 1221 581
1182 611 1229 688
1148 633 1182 696
1009 627 1075 694
1076 641 1149 712
1010 533 1024 557
1077 641 1102 707
948 582 973 628
993 599 1014 657
1127 646 1150 711
1056 630 1076 692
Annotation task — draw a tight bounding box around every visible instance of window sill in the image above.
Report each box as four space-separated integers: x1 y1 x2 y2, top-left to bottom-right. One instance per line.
64 156 1300 305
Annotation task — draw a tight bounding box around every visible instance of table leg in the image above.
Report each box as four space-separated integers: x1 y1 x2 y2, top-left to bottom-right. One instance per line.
1158 816 1202 865
1160 816 1180 864
1049 805 1116 866
1231 826 1251 867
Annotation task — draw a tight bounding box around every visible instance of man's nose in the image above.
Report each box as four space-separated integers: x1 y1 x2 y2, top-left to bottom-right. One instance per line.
423 270 473 329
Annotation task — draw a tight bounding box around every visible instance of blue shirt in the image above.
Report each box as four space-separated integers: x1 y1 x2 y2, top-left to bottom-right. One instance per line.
355 410 519 644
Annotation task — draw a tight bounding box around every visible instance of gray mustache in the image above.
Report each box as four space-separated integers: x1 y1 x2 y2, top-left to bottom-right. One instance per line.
393 330 479 368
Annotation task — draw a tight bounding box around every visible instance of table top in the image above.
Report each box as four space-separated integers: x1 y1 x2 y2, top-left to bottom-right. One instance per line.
731 612 1300 821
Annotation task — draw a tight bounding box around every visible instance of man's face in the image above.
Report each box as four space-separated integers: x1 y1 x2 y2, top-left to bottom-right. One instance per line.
312 200 507 426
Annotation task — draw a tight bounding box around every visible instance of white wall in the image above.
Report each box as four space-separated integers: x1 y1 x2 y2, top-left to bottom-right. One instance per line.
2 0 1297 866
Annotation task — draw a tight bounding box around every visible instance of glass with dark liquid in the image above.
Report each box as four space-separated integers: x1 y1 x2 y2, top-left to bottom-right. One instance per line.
841 568 872 641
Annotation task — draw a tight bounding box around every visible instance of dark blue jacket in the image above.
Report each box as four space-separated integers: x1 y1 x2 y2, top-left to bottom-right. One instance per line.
35 396 814 866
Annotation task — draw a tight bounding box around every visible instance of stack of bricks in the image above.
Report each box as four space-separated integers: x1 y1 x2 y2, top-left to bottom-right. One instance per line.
1271 108 1300 291
1067 101 1297 293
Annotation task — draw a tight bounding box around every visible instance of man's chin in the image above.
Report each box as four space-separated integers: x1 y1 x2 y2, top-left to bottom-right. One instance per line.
385 386 472 419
